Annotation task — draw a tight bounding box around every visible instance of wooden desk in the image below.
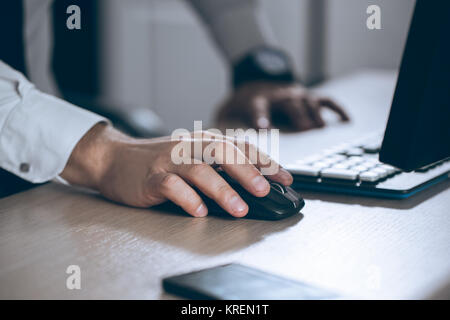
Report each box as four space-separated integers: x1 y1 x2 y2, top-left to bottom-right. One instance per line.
1 71 449 299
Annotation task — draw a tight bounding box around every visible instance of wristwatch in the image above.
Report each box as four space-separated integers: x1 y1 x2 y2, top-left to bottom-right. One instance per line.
232 46 297 89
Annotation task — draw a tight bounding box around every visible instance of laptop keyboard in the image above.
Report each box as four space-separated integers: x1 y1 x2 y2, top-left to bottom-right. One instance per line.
285 133 403 184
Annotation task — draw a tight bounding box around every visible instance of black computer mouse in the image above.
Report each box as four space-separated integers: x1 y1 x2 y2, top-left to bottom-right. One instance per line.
200 171 305 221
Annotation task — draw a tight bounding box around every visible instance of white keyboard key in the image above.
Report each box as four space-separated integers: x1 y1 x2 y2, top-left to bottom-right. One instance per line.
285 165 320 177
380 164 398 175
370 167 389 178
359 171 381 182
347 156 364 165
332 163 351 170
365 157 381 165
337 160 356 168
352 165 370 173
321 168 359 180
360 161 378 169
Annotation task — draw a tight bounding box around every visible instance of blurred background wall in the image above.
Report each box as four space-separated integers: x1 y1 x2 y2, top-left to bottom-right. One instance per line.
60 0 416 131
324 0 415 78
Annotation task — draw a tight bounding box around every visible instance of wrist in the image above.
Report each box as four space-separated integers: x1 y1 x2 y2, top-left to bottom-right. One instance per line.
232 46 297 90
61 122 128 190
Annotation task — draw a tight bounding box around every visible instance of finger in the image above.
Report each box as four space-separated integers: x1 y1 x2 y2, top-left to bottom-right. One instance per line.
205 140 271 197
305 98 326 128
175 162 249 217
232 139 293 186
176 132 293 186
280 99 315 131
248 96 271 129
317 97 350 122
148 173 208 218
216 143 271 197
199 131 293 186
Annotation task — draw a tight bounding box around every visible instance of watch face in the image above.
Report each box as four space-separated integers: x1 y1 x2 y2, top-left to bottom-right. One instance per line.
255 49 289 75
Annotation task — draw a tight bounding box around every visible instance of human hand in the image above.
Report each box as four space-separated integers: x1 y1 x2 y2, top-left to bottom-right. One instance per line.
61 123 293 218
217 82 350 131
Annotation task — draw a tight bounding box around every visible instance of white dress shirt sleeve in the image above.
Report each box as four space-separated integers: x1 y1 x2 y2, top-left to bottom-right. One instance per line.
187 0 278 63
0 61 107 183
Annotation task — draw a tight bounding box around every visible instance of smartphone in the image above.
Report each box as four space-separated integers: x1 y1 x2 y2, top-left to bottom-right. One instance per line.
162 263 337 300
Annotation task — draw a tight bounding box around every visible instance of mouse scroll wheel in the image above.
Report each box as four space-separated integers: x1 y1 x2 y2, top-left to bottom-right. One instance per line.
270 182 286 194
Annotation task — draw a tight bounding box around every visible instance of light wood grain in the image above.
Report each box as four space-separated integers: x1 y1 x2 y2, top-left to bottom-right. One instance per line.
1 71 449 299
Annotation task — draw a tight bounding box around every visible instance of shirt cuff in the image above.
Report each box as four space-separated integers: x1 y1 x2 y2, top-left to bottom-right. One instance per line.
0 75 108 183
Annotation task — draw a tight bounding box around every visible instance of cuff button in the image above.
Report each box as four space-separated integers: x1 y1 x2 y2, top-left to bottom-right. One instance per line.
20 163 30 173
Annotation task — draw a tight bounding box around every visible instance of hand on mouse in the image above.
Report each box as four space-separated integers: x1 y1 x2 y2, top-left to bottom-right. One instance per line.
61 123 293 218
217 82 350 131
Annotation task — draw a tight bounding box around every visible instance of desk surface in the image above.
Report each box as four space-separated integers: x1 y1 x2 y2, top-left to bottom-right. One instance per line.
1 71 449 299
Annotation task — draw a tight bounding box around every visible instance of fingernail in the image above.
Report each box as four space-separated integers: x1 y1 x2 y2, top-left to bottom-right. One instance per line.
229 196 248 215
252 175 269 193
195 204 208 217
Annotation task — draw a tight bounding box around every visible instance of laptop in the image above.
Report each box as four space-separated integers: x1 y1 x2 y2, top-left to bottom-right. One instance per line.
286 0 450 199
